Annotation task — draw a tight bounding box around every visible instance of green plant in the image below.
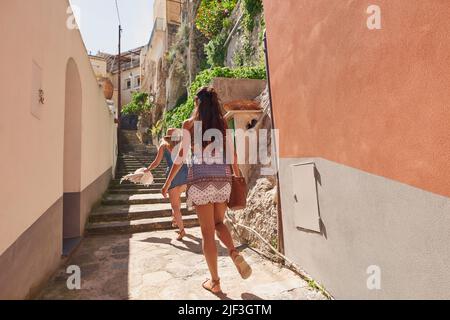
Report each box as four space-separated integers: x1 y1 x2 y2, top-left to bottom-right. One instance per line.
270 236 278 250
122 92 153 116
233 34 256 67
167 23 190 76
196 0 238 39
150 119 164 138
163 66 266 129
205 31 228 67
242 0 263 32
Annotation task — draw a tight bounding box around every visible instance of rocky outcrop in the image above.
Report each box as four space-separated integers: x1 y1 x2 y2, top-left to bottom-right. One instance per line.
225 2 265 68
165 0 208 111
227 176 278 257
226 87 281 259
136 114 152 144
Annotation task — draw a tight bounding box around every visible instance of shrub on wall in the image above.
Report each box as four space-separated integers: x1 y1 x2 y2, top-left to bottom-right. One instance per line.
242 0 263 32
204 31 228 67
163 66 266 129
122 92 153 116
196 0 238 39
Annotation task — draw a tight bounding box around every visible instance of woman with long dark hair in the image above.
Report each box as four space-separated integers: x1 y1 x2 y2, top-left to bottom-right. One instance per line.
161 87 252 294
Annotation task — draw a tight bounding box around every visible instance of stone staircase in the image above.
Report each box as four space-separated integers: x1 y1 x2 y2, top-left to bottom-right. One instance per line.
85 130 199 236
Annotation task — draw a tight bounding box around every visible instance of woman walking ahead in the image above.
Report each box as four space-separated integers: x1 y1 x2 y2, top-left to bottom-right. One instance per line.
161 87 252 294
145 128 188 240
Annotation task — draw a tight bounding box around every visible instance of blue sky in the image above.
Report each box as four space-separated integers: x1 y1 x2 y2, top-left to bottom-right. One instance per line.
69 0 154 54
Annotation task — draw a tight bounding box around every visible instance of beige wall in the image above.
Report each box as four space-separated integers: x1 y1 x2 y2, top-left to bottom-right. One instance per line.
142 0 168 97
0 0 117 256
153 0 167 23
89 57 108 78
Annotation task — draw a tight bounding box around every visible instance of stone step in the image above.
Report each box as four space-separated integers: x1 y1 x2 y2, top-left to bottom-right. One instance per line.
111 178 166 185
118 157 159 161
117 164 166 168
109 183 164 190
116 167 166 172
116 174 166 180
118 155 159 159
116 170 166 176
89 203 189 223
107 188 162 195
86 214 198 236
102 193 185 205
117 165 167 173
116 164 167 170
118 153 159 157
119 155 160 158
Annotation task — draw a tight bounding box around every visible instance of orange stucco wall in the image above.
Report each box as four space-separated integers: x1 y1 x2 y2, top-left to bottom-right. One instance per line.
263 0 450 197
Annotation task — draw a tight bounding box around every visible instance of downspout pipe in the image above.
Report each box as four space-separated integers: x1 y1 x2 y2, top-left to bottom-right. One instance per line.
263 31 285 255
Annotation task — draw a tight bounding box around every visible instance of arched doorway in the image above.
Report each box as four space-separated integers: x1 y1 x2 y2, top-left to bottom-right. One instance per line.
63 58 82 255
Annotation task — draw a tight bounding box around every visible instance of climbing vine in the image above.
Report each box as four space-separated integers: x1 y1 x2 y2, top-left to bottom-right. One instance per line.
196 0 238 39
232 0 265 67
122 92 153 116
204 31 228 67
232 34 255 67
196 0 237 68
163 66 266 129
242 0 263 32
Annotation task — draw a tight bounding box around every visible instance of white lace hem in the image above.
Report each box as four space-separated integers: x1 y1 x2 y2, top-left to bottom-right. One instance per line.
187 183 231 211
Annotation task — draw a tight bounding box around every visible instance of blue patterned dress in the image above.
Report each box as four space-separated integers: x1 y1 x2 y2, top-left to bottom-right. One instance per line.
163 148 188 190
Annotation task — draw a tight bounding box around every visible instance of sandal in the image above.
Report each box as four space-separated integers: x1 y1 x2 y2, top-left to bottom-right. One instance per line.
176 229 186 241
171 217 177 228
230 249 252 279
202 278 222 294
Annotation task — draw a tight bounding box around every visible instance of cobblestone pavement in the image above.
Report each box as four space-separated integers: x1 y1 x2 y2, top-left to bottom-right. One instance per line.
36 227 327 300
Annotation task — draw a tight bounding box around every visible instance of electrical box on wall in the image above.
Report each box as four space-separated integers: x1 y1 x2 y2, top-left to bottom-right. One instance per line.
30 60 43 119
291 162 321 232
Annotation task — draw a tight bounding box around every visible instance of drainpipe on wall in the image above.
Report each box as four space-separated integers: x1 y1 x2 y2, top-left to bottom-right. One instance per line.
263 31 285 255
117 25 122 155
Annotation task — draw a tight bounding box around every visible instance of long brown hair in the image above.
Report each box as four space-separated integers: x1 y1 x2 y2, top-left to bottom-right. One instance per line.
192 87 227 149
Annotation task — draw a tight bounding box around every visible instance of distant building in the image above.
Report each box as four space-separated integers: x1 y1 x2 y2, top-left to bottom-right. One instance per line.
88 54 108 79
141 0 182 118
90 47 144 129
91 47 143 108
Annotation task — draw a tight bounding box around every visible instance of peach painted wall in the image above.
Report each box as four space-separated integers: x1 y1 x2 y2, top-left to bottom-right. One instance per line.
263 0 450 197
0 0 117 255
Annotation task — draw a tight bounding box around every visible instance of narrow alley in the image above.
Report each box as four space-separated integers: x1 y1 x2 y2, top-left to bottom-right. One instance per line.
37 227 325 300
36 130 325 300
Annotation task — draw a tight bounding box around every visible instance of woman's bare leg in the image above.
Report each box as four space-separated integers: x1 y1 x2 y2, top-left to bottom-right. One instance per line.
213 202 236 254
196 203 219 282
214 203 252 279
168 186 185 235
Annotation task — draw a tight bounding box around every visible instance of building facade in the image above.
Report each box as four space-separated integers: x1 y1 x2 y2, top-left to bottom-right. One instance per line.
89 55 108 79
90 47 143 129
0 0 117 299
91 47 143 108
141 0 182 118
264 0 450 299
